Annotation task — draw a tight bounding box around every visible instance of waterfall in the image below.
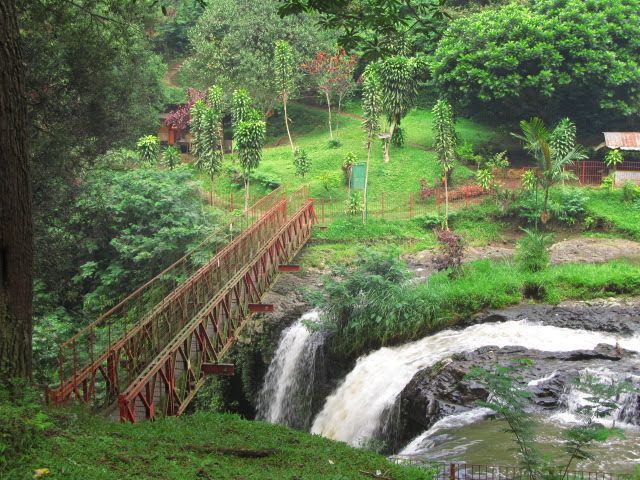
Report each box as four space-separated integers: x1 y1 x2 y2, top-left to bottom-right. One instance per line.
256 310 325 430
397 408 494 457
311 320 640 446
551 367 640 427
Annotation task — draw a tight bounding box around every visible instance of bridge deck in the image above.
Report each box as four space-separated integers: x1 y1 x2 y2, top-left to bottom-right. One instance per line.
49 187 315 422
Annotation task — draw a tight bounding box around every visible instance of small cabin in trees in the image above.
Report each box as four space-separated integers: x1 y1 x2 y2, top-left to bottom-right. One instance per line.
157 111 192 153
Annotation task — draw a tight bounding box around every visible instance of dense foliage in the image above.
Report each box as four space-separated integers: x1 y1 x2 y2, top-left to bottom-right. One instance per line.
182 0 333 112
431 0 640 126
34 166 218 381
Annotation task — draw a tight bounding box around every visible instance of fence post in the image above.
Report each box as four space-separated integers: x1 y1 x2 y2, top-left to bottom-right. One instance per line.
450 463 456 480
381 193 385 220
321 198 325 225
409 193 414 219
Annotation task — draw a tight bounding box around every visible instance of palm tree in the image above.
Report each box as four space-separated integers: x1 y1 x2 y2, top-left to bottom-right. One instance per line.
512 118 587 223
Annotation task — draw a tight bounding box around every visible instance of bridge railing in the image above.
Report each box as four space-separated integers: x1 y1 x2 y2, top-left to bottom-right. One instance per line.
51 187 286 402
118 197 316 421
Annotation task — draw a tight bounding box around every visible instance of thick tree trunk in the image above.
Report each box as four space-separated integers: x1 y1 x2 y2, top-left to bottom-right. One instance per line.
0 0 34 383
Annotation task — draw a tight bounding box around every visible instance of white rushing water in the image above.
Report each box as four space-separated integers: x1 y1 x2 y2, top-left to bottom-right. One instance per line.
398 408 494 457
311 320 640 446
256 310 324 429
550 367 640 428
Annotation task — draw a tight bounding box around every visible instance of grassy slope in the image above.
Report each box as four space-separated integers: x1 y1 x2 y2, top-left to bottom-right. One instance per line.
585 188 640 240
6 410 431 480
201 102 494 201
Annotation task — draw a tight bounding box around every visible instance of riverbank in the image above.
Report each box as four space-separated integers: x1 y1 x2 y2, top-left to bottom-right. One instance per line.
2 408 433 479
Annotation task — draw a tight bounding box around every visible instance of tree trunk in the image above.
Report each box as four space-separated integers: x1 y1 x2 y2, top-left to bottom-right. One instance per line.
384 117 397 163
325 92 333 140
0 0 34 383
362 139 371 225
444 174 449 230
244 176 250 211
283 93 294 153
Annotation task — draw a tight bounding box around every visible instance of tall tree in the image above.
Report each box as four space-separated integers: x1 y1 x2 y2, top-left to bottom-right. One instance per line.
301 48 357 141
432 99 457 229
274 40 297 153
183 0 333 113
192 104 224 203
361 65 382 223
377 56 421 163
1 0 33 382
235 113 267 210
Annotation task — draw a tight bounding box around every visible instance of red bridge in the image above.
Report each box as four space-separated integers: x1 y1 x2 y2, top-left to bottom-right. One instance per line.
48 186 316 422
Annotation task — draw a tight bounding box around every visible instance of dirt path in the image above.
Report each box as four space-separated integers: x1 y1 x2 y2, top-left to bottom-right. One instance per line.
406 237 640 280
164 61 182 88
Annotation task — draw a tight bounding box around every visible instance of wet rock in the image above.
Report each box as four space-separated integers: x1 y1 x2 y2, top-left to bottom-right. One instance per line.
394 343 639 453
465 298 640 335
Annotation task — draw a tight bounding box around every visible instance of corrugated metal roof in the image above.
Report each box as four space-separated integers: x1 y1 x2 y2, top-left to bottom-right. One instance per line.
603 132 640 150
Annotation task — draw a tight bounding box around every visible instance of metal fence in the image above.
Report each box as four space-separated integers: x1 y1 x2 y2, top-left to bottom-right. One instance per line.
314 186 490 225
570 160 640 185
392 462 632 480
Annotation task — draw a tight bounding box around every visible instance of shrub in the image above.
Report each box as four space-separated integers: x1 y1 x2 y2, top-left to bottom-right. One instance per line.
433 229 465 276
622 181 640 202
94 148 140 171
345 191 364 215
163 145 181 170
551 189 586 225
293 148 311 178
136 135 159 164
516 228 553 272
250 171 281 189
419 178 435 201
0 385 53 472
342 152 357 185
601 175 614 191
456 141 483 166
327 138 342 149
391 126 405 148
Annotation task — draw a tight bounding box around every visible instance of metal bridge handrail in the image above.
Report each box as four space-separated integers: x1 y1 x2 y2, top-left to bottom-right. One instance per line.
119 198 315 410
55 188 286 390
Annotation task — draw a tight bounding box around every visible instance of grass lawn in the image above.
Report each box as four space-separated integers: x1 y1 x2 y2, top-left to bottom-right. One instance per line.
585 188 640 240
196 102 495 203
4 410 432 480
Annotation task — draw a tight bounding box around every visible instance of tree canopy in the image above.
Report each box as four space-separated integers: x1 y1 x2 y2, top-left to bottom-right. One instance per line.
182 0 334 113
431 0 640 127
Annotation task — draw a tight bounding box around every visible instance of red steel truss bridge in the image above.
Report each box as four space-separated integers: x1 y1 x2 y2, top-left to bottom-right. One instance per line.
48 186 316 422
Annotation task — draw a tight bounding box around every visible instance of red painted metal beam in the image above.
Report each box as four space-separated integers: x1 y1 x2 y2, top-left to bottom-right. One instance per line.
278 265 300 272
248 304 274 313
201 363 235 376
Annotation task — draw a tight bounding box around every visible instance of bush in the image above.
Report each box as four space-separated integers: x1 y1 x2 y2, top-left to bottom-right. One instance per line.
342 152 357 185
327 138 342 149
391 126 405 148
622 181 640 202
0 385 53 472
293 148 311 178
433 229 465 276
551 189 586 225
345 191 364 215
250 170 281 189
516 228 553 272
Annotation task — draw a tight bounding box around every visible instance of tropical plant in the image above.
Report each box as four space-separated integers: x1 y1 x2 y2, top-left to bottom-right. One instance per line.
476 168 494 191
163 145 181 170
344 191 364 215
516 228 553 272
361 64 383 222
232 89 254 127
604 148 624 174
432 99 457 229
274 40 296 152
342 152 357 185
512 117 587 223
522 170 537 191
235 116 266 210
293 148 311 178
207 85 226 156
194 107 224 202
136 135 160 164
376 55 422 162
